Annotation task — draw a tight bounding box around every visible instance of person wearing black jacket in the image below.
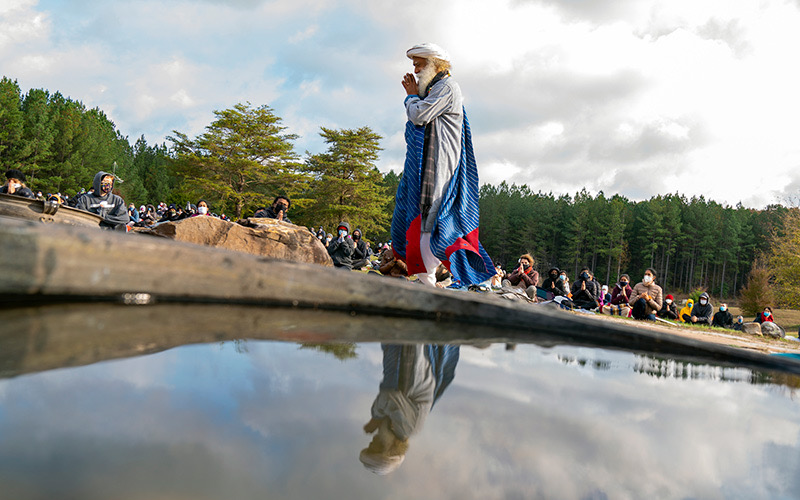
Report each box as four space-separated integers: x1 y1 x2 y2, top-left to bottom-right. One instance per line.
712 303 734 329
571 267 599 310
657 294 679 320
328 221 355 269
683 292 713 325
254 195 292 223
541 267 568 297
352 228 369 270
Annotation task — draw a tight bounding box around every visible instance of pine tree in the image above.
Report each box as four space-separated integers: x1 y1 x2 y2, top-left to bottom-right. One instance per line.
303 126 389 236
169 102 303 219
0 77 24 170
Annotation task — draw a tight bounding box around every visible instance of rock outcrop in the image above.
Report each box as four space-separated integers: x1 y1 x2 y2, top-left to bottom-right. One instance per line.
148 216 332 266
761 322 786 339
742 322 762 336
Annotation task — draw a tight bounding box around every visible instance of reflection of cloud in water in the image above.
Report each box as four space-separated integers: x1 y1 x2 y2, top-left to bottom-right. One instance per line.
0 342 799 498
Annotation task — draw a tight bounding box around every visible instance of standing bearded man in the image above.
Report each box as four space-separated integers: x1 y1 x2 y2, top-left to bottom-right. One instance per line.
391 43 494 286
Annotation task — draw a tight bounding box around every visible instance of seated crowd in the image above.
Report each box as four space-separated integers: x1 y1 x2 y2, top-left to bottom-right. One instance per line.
3 168 777 330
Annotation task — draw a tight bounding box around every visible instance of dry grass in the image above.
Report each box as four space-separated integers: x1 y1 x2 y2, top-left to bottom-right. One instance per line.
727 306 800 336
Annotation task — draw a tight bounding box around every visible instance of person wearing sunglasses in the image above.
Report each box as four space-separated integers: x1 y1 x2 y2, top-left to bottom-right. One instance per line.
75 171 129 230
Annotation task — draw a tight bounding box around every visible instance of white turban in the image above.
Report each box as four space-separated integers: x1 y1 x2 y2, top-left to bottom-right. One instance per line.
406 43 450 62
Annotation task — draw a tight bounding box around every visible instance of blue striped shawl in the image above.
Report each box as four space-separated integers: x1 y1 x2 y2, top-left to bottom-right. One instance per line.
391 109 494 285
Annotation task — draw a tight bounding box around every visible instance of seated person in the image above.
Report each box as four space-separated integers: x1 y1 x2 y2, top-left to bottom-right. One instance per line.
328 221 355 269
657 294 679 320
682 292 713 325
1 169 36 199
193 200 211 216
732 315 745 331
254 195 292 223
712 303 734 329
502 254 539 300
571 267 599 310
541 267 569 297
678 299 694 322
75 171 130 230
489 262 504 287
754 306 775 324
352 228 370 270
378 246 408 278
608 274 633 315
158 204 181 222
128 203 140 223
627 268 663 321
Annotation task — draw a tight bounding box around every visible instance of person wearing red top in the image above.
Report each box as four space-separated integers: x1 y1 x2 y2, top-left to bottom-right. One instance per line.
754 306 775 323
502 254 539 300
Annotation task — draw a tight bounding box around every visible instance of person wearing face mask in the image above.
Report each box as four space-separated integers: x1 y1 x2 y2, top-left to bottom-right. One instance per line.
559 271 571 295
732 315 745 331
502 254 539 299
254 195 292 223
328 221 355 269
608 274 633 315
541 267 569 297
682 292 713 325
628 268 663 320
754 306 775 324
571 267 599 310
657 293 679 320
352 228 370 270
75 171 129 230
1 169 36 199
712 302 734 329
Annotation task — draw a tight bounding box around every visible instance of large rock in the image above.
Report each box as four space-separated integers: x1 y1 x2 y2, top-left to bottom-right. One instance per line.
149 216 332 266
761 322 786 339
742 322 762 336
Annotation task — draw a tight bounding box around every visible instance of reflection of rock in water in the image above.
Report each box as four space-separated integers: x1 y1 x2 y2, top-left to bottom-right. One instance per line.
360 344 459 475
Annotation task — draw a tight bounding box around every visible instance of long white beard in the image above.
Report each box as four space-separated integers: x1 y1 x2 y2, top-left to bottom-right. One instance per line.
416 64 438 98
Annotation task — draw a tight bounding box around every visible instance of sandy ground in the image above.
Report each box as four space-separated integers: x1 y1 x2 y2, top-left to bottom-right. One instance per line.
576 311 800 355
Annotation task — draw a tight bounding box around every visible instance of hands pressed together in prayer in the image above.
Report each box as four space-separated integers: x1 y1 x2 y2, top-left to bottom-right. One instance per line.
402 73 419 96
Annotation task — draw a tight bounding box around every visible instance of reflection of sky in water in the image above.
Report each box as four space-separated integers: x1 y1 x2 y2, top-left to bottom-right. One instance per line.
0 342 799 499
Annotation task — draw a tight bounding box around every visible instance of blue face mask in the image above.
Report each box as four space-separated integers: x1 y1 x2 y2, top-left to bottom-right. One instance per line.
720 306 727 312
764 311 771 317
338 229 347 237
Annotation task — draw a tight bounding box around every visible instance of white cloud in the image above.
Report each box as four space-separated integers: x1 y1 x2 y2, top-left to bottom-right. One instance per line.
2 0 800 206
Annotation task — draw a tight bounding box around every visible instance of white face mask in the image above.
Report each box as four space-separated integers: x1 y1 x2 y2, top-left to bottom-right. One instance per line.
643 275 652 284
700 299 707 305
198 206 208 215
666 299 672 304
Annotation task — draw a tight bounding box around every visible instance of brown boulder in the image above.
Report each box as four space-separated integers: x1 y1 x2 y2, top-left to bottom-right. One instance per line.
742 322 762 336
148 216 332 266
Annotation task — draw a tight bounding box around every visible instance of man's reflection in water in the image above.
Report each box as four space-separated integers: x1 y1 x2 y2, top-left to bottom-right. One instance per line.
360 344 459 475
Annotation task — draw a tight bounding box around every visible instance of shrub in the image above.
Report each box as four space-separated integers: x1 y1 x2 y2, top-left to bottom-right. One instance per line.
739 260 776 316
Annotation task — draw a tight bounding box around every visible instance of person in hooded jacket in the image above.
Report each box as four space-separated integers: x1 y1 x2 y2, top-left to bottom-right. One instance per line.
657 294 679 320
712 303 734 329
541 267 569 297
75 171 129 230
352 228 370 270
678 299 694 322
571 267 599 310
683 292 713 325
628 268 663 320
328 221 355 269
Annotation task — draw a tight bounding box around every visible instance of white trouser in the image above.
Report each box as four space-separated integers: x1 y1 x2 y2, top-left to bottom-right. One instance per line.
418 232 441 286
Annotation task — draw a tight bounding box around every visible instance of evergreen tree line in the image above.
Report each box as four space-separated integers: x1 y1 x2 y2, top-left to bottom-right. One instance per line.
479 183 791 299
2 76 796 302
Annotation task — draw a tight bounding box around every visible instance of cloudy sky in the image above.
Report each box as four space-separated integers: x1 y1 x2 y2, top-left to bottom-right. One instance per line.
2 0 799 208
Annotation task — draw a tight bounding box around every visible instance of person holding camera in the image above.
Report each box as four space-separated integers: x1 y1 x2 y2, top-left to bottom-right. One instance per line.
254 195 292 223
